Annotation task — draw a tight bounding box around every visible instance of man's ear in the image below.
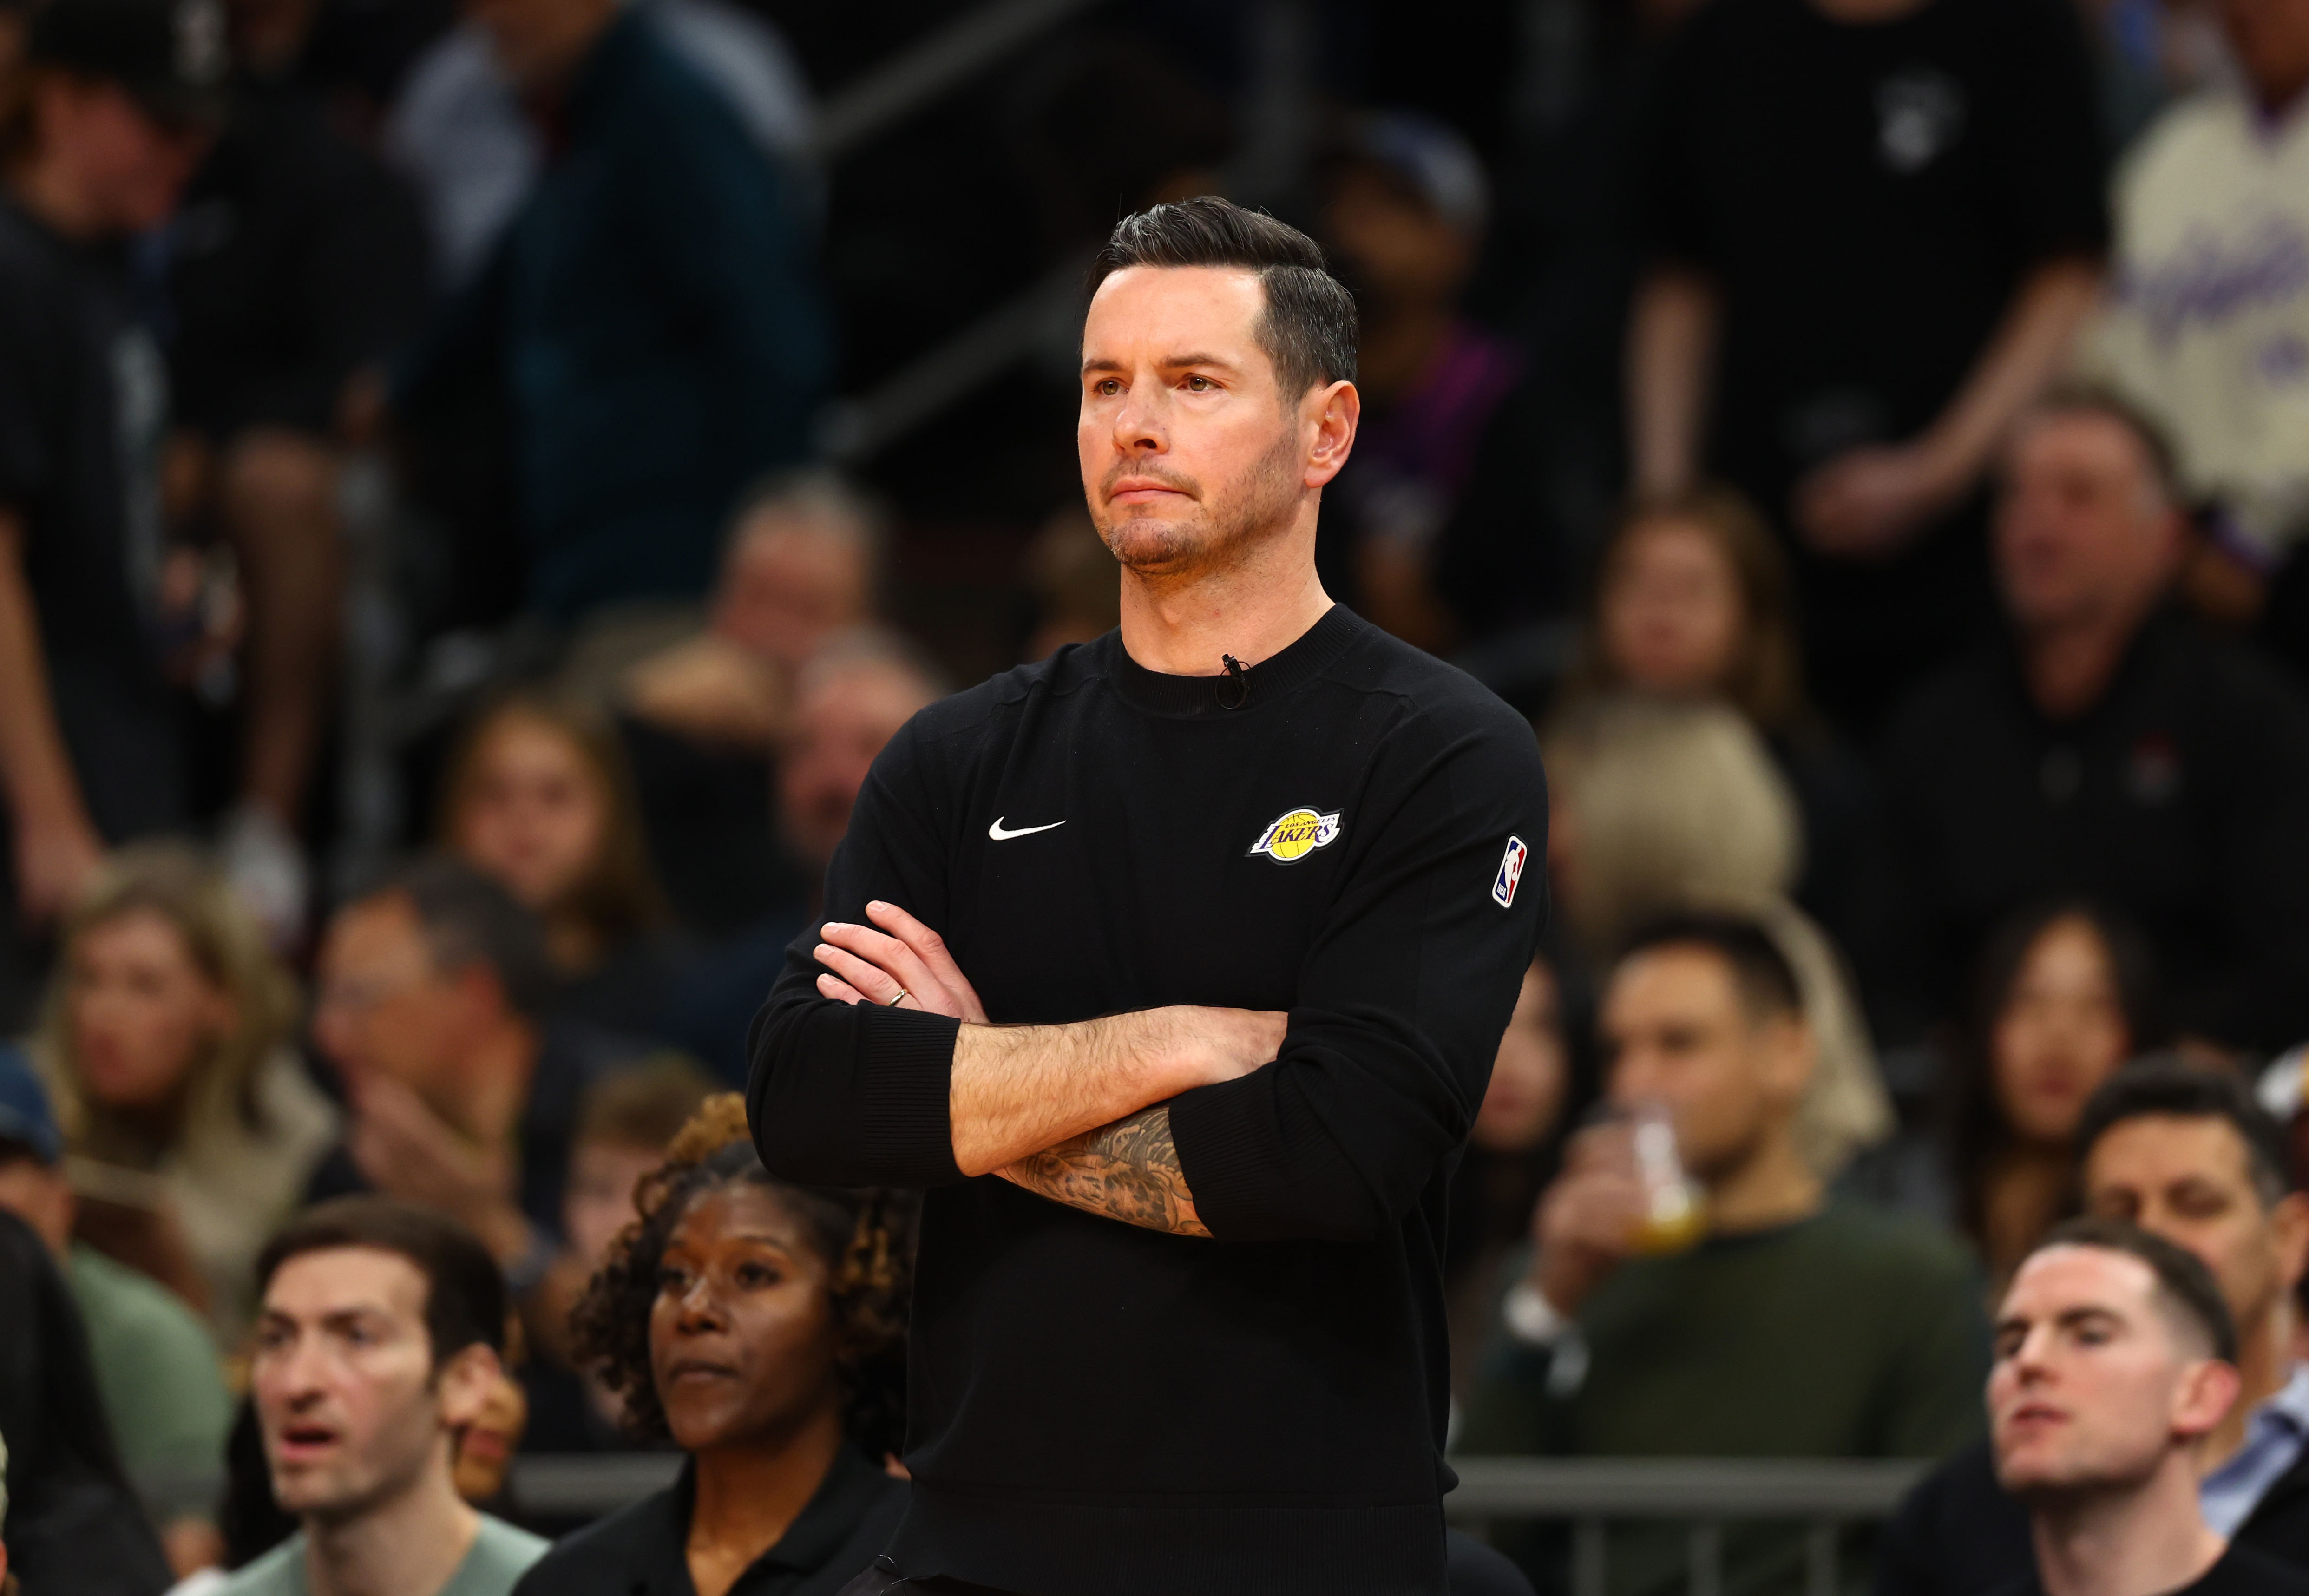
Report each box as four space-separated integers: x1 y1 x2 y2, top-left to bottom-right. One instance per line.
2174 1357 2243 1442
1303 379 1360 489
1759 1013 1816 1108
435 1341 505 1431
2270 1192 2309 1295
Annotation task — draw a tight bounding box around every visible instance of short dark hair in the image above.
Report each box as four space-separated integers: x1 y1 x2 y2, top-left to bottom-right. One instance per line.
2076 1057 2294 1209
366 856 554 1018
1088 196 1358 398
2028 1215 2239 1365
1616 909 1803 1022
256 1197 508 1366
2018 382 2185 509
571 1097 912 1457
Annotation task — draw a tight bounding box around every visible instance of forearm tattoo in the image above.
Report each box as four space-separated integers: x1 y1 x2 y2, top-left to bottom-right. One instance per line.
998 1104 1211 1237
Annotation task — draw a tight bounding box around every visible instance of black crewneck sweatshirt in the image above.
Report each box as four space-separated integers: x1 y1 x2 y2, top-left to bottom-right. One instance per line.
749 606 1548 1596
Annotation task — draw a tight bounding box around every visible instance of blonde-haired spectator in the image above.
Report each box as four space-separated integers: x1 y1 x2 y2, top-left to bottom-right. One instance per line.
36 844 335 1342
1544 694 1889 1177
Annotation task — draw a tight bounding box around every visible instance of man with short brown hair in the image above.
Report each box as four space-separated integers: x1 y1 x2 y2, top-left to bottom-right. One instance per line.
1988 1218 2309 1596
222 1197 545 1596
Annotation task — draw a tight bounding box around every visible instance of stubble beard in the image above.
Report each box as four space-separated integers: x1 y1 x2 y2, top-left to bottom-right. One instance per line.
1095 427 1304 583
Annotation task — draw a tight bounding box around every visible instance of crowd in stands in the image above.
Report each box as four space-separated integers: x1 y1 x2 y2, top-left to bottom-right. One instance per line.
8 0 2309 1590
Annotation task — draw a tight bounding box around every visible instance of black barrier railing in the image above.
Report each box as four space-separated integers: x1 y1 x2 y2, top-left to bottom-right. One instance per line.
500 1454 1928 1596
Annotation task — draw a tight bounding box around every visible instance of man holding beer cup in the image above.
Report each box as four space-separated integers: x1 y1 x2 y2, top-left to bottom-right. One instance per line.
1459 911 1986 1592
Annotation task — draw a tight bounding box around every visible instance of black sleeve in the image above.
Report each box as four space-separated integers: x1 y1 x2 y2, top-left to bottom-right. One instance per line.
1630 11 1716 270
747 715 967 1189
1431 378 1577 640
0 277 57 520
1166 703 1550 1243
0 1211 174 1596
236 149 430 436
1984 0 2108 266
2185 661 2309 1048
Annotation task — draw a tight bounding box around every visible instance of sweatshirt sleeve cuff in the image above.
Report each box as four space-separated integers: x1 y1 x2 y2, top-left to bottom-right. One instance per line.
858 1005 964 1186
1166 1077 1279 1241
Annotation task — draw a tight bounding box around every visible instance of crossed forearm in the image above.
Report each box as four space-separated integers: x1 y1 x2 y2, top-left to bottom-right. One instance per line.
997 1105 1210 1237
949 1013 1189 1176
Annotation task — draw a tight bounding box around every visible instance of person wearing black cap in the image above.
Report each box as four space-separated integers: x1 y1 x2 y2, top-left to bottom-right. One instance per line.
750 197 1550 1596
0 0 224 1016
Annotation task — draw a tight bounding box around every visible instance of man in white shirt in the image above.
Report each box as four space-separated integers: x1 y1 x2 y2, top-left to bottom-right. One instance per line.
2083 0 2309 623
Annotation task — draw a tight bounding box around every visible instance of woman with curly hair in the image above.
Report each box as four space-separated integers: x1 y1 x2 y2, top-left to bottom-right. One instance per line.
514 1095 912 1596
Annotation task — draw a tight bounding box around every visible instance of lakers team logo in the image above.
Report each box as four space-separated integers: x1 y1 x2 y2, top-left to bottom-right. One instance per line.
1248 806 1342 864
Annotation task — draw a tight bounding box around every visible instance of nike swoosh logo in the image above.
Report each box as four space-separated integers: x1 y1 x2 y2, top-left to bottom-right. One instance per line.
988 817 1065 841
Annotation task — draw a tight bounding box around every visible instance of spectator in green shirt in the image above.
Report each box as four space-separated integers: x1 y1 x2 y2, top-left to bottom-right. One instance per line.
224 1197 544 1596
1457 912 1988 1595
0 1041 231 1578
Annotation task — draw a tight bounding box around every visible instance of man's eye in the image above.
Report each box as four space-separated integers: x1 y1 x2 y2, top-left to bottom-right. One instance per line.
1093 378 1121 397
1185 375 1213 392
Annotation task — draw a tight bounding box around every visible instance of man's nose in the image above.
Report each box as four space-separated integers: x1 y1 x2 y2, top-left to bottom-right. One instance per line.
1110 386 1167 453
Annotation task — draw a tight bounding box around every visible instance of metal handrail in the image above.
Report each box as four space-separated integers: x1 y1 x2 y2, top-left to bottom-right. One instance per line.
504 1453 1924 1596
1444 1457 1929 1596
504 1452 1929 1523
813 0 1109 159
1443 1456 1928 1519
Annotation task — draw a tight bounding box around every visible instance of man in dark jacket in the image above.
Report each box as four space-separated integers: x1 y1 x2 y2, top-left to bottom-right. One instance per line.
1879 1062 2309 1594
396 0 828 623
1878 389 2309 1050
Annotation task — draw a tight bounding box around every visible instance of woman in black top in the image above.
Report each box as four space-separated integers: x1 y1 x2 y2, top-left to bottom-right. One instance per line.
514 1096 911 1596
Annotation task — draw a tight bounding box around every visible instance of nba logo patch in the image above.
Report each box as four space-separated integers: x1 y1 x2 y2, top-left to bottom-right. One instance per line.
1492 835 1528 909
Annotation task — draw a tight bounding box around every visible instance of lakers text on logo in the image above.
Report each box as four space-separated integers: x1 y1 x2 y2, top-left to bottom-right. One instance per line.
1248 806 1342 864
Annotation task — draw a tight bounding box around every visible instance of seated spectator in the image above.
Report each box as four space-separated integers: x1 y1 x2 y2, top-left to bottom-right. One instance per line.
1882 390 2309 1052
1944 902 2166 1284
522 1053 714 1450
0 1206 172 1595
221 1197 547 1595
33 844 334 1341
1312 111 1533 652
391 0 829 625
2080 0 2309 660
1543 695 1891 1178
620 473 885 753
439 692 679 1035
1882 1061 2309 1596
162 0 431 943
1458 912 1984 1596
1561 487 1883 973
1626 0 2106 732
1983 1220 2308 1596
611 474 886 938
216 1357 538 1576
1444 950 1587 1398
307 857 640 1298
513 1094 906 1596
656 631 944 1084
0 1045 230 1578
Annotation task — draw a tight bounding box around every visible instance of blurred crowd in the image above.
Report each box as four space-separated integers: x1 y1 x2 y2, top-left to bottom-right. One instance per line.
5 0 2309 1589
